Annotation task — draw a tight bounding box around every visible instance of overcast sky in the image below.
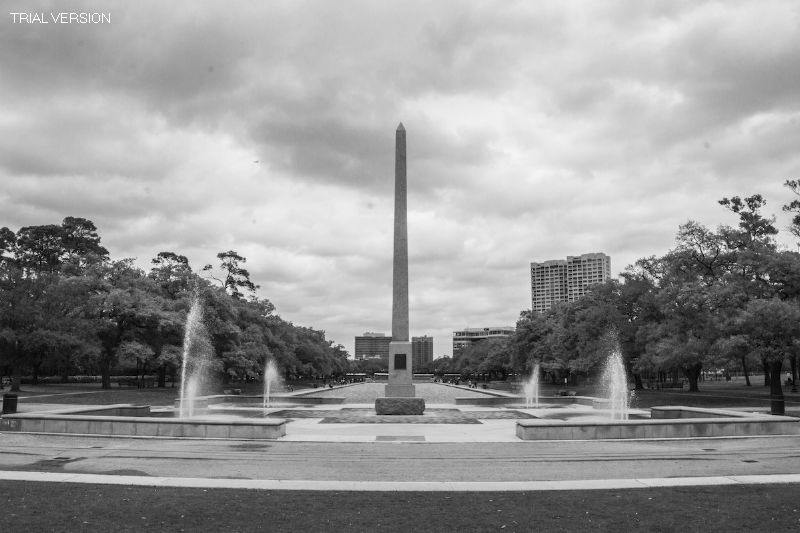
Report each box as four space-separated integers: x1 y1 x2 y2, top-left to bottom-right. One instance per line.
2 1 800 357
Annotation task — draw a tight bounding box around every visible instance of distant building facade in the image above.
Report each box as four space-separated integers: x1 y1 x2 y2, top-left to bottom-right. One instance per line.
452 327 515 356
354 332 391 361
412 335 434 369
531 252 611 313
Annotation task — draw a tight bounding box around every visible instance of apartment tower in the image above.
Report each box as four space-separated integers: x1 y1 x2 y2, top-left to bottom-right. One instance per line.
531 253 611 313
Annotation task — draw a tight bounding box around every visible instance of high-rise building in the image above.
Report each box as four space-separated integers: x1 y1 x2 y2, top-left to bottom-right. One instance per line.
452 327 515 356
354 332 392 361
531 252 611 313
412 336 434 370
530 259 568 313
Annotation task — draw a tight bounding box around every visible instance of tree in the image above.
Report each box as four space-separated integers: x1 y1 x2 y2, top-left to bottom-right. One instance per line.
1 216 360 390
351 357 387 375
13 217 109 277
564 283 625 376
149 251 193 299
617 267 663 389
637 281 724 392
202 251 260 300
198 285 242 387
117 340 155 385
718 194 778 249
0 267 42 390
0 225 65 390
509 310 551 375
455 338 511 380
782 179 800 240
430 356 453 377
736 297 800 414
673 221 732 281
79 260 167 389
0 227 16 263
59 217 109 272
14 224 64 275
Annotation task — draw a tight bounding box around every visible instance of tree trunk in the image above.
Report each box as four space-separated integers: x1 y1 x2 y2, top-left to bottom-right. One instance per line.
741 355 751 386
633 373 644 390
762 357 770 386
100 357 111 389
10 365 21 392
157 366 167 388
769 359 784 415
9 340 22 392
791 355 798 393
683 363 702 392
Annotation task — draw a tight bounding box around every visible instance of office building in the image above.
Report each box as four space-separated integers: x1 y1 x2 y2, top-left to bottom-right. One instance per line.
354 332 391 361
452 327 515 356
412 335 434 369
531 252 611 313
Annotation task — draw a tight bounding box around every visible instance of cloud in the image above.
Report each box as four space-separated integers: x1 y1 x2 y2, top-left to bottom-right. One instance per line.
2 0 799 356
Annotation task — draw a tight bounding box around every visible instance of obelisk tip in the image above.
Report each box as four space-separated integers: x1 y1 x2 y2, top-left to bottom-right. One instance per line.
397 122 405 131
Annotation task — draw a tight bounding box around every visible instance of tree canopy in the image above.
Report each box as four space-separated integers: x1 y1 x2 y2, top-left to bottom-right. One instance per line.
0 219 348 391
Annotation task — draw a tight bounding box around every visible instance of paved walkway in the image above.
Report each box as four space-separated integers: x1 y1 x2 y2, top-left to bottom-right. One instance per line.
2 429 800 489
2 382 800 491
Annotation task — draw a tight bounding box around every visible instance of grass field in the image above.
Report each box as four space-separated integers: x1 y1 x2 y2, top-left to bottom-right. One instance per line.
5 377 800 413
1 481 798 532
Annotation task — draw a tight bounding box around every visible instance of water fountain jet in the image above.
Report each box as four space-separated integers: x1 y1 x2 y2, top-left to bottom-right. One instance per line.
524 363 541 408
601 349 629 420
262 359 280 410
179 296 213 418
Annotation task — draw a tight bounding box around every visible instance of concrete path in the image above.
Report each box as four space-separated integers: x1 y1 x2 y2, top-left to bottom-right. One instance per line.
3 382 800 491
1 431 799 490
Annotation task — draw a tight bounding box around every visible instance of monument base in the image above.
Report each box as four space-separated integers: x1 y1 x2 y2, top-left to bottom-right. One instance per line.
384 384 416 397
375 397 426 415
387 340 414 397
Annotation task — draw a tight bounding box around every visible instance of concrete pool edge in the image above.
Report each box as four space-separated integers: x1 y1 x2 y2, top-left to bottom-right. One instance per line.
516 405 800 440
0 404 286 440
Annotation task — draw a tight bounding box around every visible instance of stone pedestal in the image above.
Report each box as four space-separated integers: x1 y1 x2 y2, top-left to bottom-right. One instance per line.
375 397 426 415
385 340 415 397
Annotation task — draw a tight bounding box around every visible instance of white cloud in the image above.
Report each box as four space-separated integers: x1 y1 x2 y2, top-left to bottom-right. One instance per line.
2 0 799 356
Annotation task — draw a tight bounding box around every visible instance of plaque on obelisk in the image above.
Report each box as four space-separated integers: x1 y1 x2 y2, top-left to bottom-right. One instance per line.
385 122 415 398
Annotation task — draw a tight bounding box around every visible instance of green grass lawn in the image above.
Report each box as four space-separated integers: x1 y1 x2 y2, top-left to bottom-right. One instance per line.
12 384 183 407
1 481 798 532
534 377 800 413
5 378 800 413
7 381 303 407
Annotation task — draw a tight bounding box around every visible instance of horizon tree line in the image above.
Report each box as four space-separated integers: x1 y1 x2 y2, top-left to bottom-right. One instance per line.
0 218 348 392
418 183 800 415
3 182 800 415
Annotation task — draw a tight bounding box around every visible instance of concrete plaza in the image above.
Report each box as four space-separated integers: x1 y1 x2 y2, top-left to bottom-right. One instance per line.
1 382 799 491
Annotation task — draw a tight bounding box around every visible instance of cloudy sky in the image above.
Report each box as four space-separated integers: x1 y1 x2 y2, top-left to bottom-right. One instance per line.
2 1 800 357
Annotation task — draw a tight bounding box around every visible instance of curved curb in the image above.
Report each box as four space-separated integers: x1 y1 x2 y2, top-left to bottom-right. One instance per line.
0 471 798 491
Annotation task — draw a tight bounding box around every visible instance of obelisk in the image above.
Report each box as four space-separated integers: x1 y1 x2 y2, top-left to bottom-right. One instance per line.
385 122 415 398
